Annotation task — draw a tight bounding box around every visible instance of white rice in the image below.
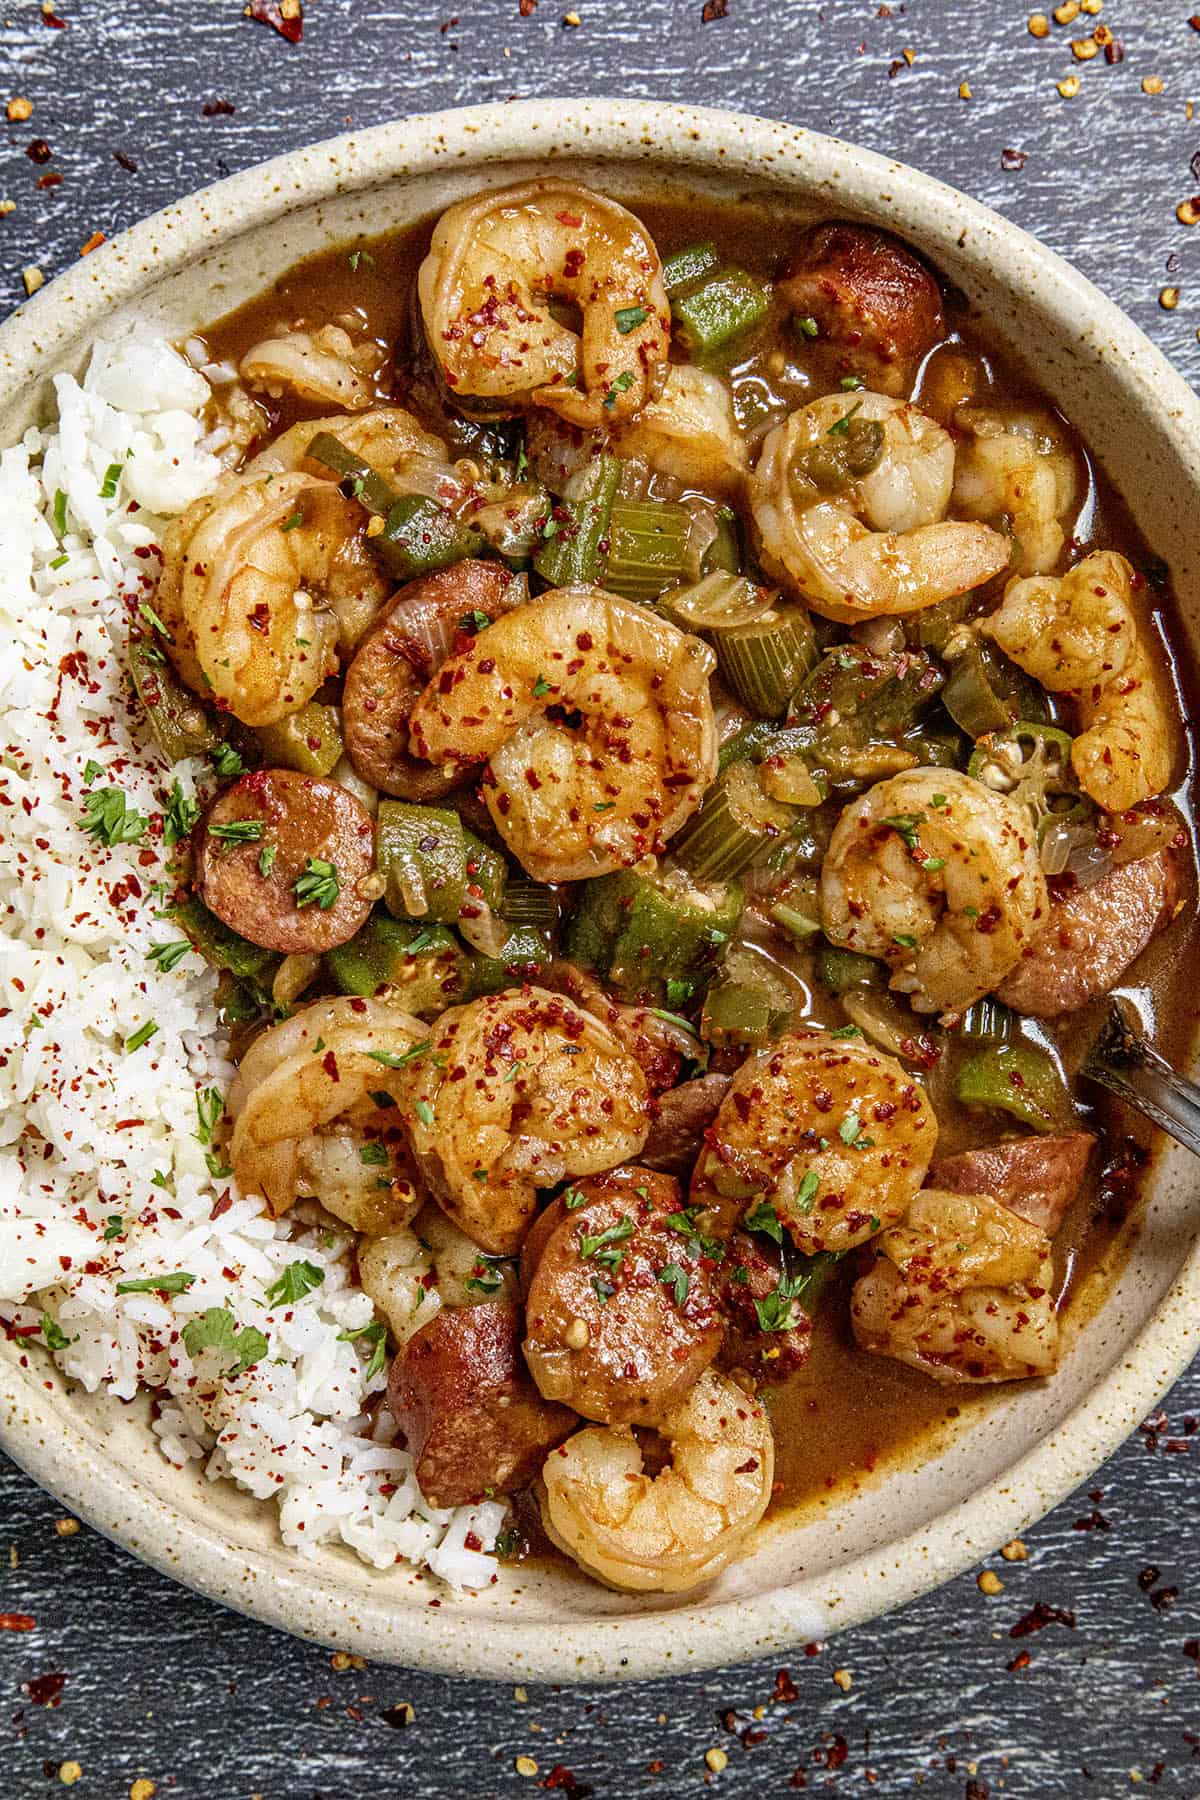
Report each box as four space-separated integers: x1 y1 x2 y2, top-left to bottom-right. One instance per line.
0 333 505 1590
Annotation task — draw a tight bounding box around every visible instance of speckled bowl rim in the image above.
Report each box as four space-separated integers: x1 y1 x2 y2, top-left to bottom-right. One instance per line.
1 98 1198 1683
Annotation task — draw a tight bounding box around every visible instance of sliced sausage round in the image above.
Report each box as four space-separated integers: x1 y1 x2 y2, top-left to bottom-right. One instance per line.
198 767 375 953
522 1165 724 1427
642 1073 732 1176
777 221 944 397
717 1229 813 1388
387 1301 577 1508
928 1132 1094 1238
342 560 519 800
996 848 1182 1018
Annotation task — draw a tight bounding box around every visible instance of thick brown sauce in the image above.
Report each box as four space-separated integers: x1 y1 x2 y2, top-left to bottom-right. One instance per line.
198 200 1200 1522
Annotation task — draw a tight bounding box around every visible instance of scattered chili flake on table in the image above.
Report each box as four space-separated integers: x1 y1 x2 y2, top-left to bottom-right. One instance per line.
701 0 728 18
1009 1599 1076 1637
0 1612 35 1630
203 98 235 115
1001 147 1028 170
113 150 138 172
244 0 303 42
41 3 67 26
24 1670 67 1707
79 231 105 256
26 138 52 165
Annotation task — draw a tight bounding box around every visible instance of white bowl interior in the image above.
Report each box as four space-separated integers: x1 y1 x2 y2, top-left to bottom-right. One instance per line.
2 102 1198 1680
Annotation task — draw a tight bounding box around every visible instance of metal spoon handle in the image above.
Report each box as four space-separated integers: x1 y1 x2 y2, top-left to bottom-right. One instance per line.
1082 998 1200 1159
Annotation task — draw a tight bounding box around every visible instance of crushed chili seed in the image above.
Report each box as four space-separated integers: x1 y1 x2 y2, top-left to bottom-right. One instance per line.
1053 0 1079 20
1178 198 1200 226
561 8 581 21
1160 287 1181 310
22 265 44 296
1142 75 1164 96
0 198 15 216
54 1516 79 1537
977 1569 1004 1595
958 81 972 99
58 1764 82 1787
832 1668 852 1691
1000 1538 1028 1562
705 1748 729 1773
1056 73 1081 98
1070 37 1097 58
515 1756 540 1777
7 96 33 122
129 1782 156 1800
1028 12 1050 36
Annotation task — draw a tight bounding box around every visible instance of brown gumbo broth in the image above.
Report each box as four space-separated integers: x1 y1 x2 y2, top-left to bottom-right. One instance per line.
187 196 1196 1527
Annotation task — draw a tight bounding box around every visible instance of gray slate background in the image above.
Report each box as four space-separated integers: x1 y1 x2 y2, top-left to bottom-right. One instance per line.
2 0 1199 1794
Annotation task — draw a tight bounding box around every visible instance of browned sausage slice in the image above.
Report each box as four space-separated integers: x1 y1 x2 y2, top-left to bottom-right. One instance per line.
642 1074 732 1176
777 222 944 397
387 1301 576 1508
996 849 1182 1019
523 1166 724 1426
198 767 375 954
929 1132 1095 1237
717 1229 813 1388
342 561 519 799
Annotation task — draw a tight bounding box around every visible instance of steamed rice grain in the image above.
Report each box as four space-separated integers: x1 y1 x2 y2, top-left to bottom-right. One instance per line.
0 333 503 1592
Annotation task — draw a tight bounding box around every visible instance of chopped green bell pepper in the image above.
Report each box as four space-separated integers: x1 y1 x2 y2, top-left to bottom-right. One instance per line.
255 701 343 778
955 1041 1072 1134
325 913 471 1014
566 863 743 1002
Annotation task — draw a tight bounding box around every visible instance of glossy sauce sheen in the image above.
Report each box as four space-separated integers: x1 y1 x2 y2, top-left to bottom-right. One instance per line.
199 200 1199 1518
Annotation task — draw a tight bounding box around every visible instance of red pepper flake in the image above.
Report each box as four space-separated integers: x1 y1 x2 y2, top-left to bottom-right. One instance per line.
79 231 106 256
24 1671 66 1707
26 138 53 165
1009 1600 1076 1638
41 4 67 25
203 98 235 116
244 0 303 41
1000 147 1028 171
1007 1649 1032 1672
772 1667 798 1702
112 150 138 172
519 0 536 10
0 1613 35 1631
701 0 728 17
36 172 62 189
542 1768 591 1796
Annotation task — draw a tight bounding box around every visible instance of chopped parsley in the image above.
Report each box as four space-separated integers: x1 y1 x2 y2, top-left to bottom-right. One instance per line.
460 608 491 634
794 314 819 339
743 1199 784 1245
614 304 648 334
48 552 69 571
210 817 263 846
163 781 199 847
404 928 443 954
826 400 864 437
591 1275 615 1307
794 1169 820 1215
592 800 616 813
471 1168 488 1182
414 1099 435 1128
124 1020 159 1053
602 371 634 409
147 939 192 973
664 1205 725 1262
578 1215 634 1273
367 1041 430 1070
115 1271 196 1296
465 1262 505 1297
883 812 925 852
210 743 247 779
492 1528 521 1558
98 461 123 500
280 510 304 532
839 374 865 390
265 1260 325 1306
293 857 339 910
194 1086 224 1146
892 933 918 949
358 1142 389 1167
52 489 68 537
930 793 948 809
82 760 105 785
838 1107 874 1150
102 1215 125 1241
138 599 172 640
347 248 375 271
532 674 553 698
204 1150 232 1179
369 1090 397 1109
829 1024 862 1039
41 1314 75 1351
257 842 278 879
82 786 147 848
337 1319 387 1380
753 1276 802 1334
658 1262 690 1306
182 1307 268 1378
562 1187 588 1210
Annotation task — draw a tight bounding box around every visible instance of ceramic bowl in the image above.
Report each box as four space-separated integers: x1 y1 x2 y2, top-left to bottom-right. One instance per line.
2 99 1198 1683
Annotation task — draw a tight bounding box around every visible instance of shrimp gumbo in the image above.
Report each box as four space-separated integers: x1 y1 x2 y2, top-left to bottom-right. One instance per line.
143 181 1195 1593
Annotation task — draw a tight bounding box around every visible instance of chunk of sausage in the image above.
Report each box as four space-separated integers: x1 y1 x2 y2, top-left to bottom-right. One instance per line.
642 1074 732 1176
342 560 518 800
996 849 1182 1018
197 767 375 953
523 1166 724 1426
387 1301 576 1507
718 1229 813 1387
777 222 944 397
929 1132 1094 1237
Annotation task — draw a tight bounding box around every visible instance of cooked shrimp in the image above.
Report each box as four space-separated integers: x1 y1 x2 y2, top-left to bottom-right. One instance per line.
401 988 651 1257
239 324 381 413
228 996 429 1231
820 768 1049 1014
691 1030 937 1252
407 586 718 882
418 179 670 428
850 1188 1059 1383
952 408 1077 575
982 550 1173 812
357 1203 518 1345
749 393 1010 622
157 469 387 725
538 1368 774 1593
250 403 447 481
613 364 747 499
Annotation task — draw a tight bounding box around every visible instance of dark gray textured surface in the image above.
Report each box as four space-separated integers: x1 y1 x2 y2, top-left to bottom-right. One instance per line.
1 1 1199 1794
